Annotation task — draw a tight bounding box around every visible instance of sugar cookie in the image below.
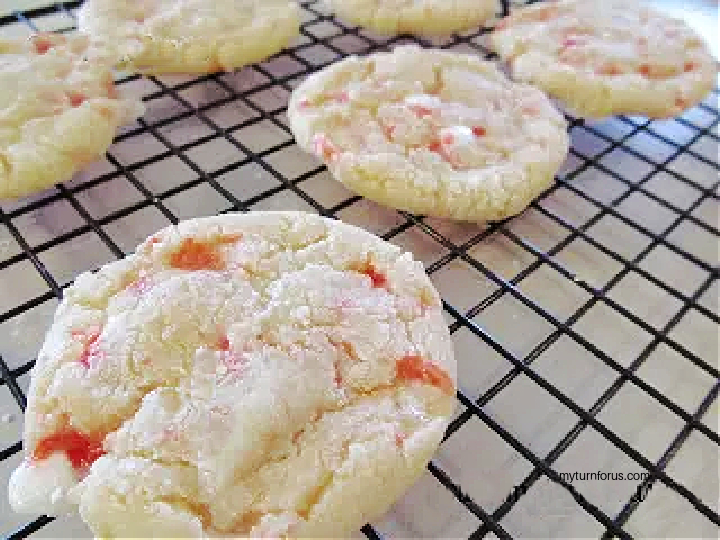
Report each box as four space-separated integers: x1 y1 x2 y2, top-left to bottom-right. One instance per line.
0 33 143 199
8 211 456 539
490 0 716 118
322 0 495 35
288 45 569 222
78 0 300 74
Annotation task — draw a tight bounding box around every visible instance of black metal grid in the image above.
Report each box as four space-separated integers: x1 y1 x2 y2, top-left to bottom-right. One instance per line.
0 1 718 538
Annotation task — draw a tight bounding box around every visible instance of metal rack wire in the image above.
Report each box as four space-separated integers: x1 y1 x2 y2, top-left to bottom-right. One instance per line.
0 1 718 538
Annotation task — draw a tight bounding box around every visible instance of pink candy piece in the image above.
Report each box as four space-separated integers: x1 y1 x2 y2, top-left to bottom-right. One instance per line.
409 105 434 118
71 326 103 368
314 134 339 162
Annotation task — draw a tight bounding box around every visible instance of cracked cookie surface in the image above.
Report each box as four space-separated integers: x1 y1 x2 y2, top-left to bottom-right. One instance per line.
78 0 300 74
8 211 456 539
320 0 495 36
490 0 716 118
0 33 143 199
288 45 569 222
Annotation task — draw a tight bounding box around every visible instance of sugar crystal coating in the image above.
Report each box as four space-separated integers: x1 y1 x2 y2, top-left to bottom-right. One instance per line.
79 0 300 74
0 33 143 199
490 0 716 118
9 211 456 538
289 45 569 222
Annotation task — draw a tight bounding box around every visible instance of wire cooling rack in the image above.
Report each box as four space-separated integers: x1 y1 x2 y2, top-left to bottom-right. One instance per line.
0 1 718 538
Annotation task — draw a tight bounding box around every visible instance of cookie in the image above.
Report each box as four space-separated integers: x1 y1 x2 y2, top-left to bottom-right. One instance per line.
321 0 496 35
78 0 300 74
8 211 456 539
288 45 569 222
490 0 716 118
0 33 143 200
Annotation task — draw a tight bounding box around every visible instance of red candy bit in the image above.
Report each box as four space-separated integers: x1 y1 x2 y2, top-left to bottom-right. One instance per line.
66 91 86 108
409 105 434 118
383 124 396 140
314 134 339 163
31 34 55 55
216 335 231 351
351 260 387 288
169 235 238 272
71 326 102 368
298 98 311 109
365 265 387 288
472 126 486 137
396 354 454 395
674 96 689 109
426 140 458 166
170 238 223 271
441 133 454 145
395 432 406 448
562 37 580 49
427 140 442 153
333 358 343 387
33 428 105 469
639 63 682 80
597 63 623 76
684 61 696 73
